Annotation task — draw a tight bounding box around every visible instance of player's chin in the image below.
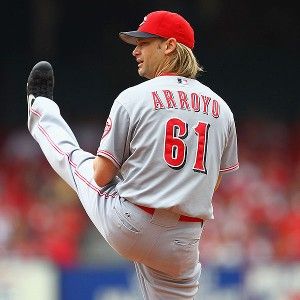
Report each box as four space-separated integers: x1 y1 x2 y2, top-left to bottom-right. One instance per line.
138 69 152 79
138 68 145 77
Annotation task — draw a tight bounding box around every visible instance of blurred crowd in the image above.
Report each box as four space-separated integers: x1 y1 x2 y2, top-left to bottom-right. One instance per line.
0 119 299 267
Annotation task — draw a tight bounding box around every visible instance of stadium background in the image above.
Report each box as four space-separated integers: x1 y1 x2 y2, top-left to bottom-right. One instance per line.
0 1 299 299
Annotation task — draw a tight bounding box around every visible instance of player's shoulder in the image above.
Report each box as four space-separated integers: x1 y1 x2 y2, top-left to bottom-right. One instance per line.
114 79 156 105
120 80 154 95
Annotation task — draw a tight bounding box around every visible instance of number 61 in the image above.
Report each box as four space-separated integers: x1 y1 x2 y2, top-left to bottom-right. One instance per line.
163 118 210 174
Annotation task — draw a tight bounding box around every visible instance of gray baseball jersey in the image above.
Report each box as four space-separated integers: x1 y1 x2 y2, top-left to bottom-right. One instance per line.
97 75 239 219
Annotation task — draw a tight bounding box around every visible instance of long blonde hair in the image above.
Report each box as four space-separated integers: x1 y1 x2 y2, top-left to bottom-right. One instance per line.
157 42 203 79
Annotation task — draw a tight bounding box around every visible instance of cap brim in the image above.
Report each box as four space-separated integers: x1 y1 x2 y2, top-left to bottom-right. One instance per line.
119 31 160 45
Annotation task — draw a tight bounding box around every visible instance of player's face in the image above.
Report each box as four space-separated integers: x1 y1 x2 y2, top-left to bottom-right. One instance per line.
132 38 167 79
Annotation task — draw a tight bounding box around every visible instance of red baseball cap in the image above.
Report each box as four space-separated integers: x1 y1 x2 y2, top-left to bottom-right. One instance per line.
119 11 195 49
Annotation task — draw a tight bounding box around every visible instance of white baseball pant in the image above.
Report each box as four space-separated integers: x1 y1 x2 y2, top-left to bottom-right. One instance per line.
27 96 204 299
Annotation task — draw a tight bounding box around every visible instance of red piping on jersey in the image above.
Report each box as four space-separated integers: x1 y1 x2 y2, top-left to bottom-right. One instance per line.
30 107 118 198
220 162 239 172
97 150 121 168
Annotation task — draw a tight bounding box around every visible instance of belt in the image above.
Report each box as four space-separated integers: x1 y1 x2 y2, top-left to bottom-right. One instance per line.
136 204 203 223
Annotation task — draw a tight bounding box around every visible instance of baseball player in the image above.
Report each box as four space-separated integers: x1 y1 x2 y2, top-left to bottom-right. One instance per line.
26 11 238 300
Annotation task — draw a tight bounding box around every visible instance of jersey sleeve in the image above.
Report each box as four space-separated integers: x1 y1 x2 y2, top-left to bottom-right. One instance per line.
220 117 239 173
97 100 130 168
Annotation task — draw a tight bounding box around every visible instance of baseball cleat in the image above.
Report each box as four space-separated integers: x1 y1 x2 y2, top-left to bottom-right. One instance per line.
27 61 54 106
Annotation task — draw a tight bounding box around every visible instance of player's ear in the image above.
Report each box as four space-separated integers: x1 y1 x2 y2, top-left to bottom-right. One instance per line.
164 38 177 54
